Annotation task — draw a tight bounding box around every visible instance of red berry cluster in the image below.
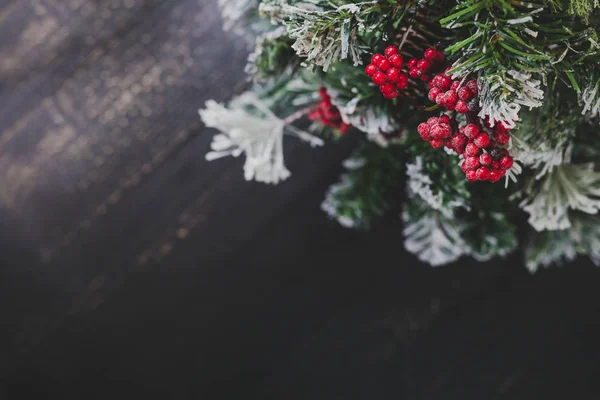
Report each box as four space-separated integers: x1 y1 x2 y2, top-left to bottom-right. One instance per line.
428 76 479 114
451 122 514 182
417 115 452 149
365 46 444 99
309 88 351 134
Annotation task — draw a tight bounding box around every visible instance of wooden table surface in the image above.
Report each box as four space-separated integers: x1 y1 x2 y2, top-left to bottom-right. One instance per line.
1 1 599 398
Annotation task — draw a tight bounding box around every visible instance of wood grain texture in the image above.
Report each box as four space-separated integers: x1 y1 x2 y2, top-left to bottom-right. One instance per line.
1 1 600 398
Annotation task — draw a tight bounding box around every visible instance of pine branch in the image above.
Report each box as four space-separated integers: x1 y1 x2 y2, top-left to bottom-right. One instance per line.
322 140 405 229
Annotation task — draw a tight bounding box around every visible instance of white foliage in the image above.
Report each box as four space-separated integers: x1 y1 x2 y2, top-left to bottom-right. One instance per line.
331 95 400 147
526 215 600 272
321 174 360 229
260 1 366 71
406 156 468 218
199 92 323 184
402 204 468 267
510 134 572 180
478 70 544 129
518 164 600 231
580 78 600 117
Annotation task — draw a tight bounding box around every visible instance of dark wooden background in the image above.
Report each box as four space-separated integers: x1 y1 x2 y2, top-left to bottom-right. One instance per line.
1 0 599 398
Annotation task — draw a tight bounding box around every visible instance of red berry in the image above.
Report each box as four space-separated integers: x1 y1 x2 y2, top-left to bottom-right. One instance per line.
365 64 378 77
451 81 460 91
385 46 398 57
492 160 500 170
372 71 387 85
435 93 446 106
388 54 404 68
457 87 472 101
371 54 385 65
396 72 408 89
409 68 421 78
463 123 480 139
445 139 453 149
501 148 510 157
435 51 445 63
464 156 480 170
489 170 502 183
383 90 399 99
424 48 437 61
427 117 440 126
308 110 321 121
428 80 435 89
319 87 329 99
466 170 478 182
451 134 466 149
386 68 400 82
339 123 350 134
430 138 444 148
466 80 478 96
461 161 469 172
455 100 469 113
479 153 492 166
455 147 464 155
494 131 510 146
459 126 466 135
436 75 451 91
465 142 480 157
500 156 514 170
417 123 431 140
444 90 458 106
474 133 490 148
377 58 391 71
407 58 418 68
417 59 432 72
380 83 396 94
476 167 491 181
440 115 451 124
430 124 445 140
420 73 431 82
428 87 441 102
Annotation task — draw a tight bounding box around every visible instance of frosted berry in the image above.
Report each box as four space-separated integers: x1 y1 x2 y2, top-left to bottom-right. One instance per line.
417 123 431 140
389 54 403 68
435 51 445 63
440 115 451 124
451 134 466 149
377 58 391 72
474 133 490 148
455 100 469 113
444 90 458 106
430 124 446 140
420 73 431 82
500 155 514 170
479 153 492 166
476 167 490 181
451 81 460 91
407 58 418 68
463 124 480 139
466 80 478 96
436 75 451 91
409 68 421 78
430 139 444 148
461 162 469 173
429 87 441 102
464 156 480 170
492 160 500 170
372 71 387 85
435 93 445 106
365 64 377 77
386 68 400 82
445 139 453 149
385 46 398 57
465 142 480 157
424 48 437 61
427 117 440 126
417 59 432 72
494 131 510 146
458 87 472 101
466 170 478 182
